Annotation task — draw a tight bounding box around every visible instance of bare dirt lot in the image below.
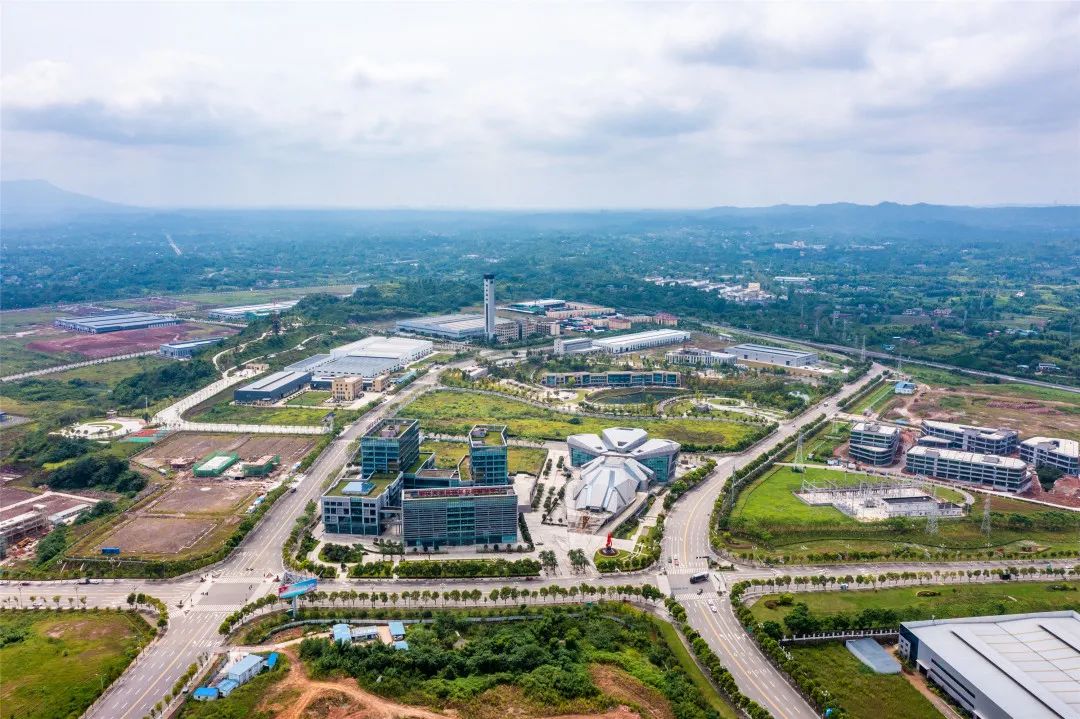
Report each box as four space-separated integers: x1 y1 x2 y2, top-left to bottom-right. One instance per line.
0 486 37 508
885 387 1080 439
0 490 99 523
26 322 236 359
148 480 259 515
94 515 220 555
136 432 317 473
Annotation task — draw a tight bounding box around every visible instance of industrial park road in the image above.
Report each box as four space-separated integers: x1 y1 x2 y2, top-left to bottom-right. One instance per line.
3 362 904 719
659 364 883 719
73 363 451 719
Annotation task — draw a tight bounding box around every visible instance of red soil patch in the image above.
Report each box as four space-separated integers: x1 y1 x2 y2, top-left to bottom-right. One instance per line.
26 323 236 359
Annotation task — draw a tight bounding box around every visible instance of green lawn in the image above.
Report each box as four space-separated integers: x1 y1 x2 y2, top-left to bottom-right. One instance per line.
750 582 1080 625
192 401 336 426
285 390 333 406
787 643 941 719
849 382 895 415
402 390 770 451
113 284 357 308
726 465 1080 560
652 618 738 718
0 611 154 719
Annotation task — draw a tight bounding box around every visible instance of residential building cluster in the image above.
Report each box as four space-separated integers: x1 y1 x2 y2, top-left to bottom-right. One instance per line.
644 276 777 303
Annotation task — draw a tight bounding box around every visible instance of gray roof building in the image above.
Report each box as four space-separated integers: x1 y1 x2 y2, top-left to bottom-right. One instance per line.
899 611 1080 719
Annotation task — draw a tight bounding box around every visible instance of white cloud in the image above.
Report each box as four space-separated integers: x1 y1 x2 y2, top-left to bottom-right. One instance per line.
0 1 1076 207
344 57 446 91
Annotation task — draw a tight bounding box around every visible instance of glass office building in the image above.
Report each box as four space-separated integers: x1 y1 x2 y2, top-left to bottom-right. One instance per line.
321 474 402 536
468 425 509 485
402 486 518 548
360 419 420 475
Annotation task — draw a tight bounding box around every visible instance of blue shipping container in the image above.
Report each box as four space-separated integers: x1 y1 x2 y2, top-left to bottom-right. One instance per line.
101 547 121 555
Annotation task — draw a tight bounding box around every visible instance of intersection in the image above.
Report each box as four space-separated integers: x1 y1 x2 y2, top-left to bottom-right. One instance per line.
2 363 1065 719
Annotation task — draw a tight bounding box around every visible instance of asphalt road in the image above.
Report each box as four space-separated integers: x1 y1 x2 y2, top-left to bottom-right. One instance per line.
6 360 1073 719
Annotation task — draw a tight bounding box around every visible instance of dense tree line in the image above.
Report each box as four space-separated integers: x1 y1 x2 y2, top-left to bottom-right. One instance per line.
395 558 541 578
45 454 147 494
111 359 217 407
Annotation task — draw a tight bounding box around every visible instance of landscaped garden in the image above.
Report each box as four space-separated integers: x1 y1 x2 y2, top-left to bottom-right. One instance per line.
721 465 1080 563
402 390 771 451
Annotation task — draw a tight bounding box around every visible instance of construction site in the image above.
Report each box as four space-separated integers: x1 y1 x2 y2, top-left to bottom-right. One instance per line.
794 476 966 522
56 433 317 561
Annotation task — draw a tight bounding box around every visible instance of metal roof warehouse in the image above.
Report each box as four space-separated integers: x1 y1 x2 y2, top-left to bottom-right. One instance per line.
55 311 181 334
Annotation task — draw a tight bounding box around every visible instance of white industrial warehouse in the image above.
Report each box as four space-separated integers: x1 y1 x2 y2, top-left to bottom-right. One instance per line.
899 611 1080 719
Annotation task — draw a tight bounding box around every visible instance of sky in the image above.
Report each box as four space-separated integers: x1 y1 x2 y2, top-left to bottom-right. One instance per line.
2 1 1078 209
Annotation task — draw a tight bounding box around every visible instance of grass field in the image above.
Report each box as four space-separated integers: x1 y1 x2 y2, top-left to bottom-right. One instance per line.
849 382 895 415
192 401 336 425
750 582 1080 625
787 643 941 719
285 390 333 406
0 356 181 430
0 611 154 719
652 618 737 717
725 465 1080 560
403 390 770 450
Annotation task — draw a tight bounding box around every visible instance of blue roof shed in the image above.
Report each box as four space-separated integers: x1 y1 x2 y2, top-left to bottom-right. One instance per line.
394 640 410 651
217 679 239 697
333 623 352 644
193 687 218 701
227 653 265 683
388 620 405 639
266 652 279 670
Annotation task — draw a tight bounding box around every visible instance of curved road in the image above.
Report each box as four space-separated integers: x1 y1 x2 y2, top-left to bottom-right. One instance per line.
6 362 1068 719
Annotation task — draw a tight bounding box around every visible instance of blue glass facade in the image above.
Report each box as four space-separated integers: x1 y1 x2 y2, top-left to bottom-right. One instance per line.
360 419 420 476
468 425 509 486
541 371 680 388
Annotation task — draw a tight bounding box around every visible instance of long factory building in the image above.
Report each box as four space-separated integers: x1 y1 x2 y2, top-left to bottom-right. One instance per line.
234 336 432 402
395 313 522 342
55 311 181 334
899 611 1080 719
726 343 818 367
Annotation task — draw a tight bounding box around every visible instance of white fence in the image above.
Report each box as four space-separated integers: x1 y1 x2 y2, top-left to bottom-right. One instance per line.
1 350 159 383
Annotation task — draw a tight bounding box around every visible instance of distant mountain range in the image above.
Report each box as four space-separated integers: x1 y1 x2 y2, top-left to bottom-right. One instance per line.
2 179 1077 232
1 179 139 225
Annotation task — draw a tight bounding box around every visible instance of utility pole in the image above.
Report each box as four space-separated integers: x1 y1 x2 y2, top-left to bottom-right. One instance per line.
981 495 992 544
926 489 939 536
859 335 866 362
